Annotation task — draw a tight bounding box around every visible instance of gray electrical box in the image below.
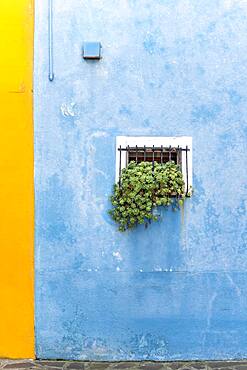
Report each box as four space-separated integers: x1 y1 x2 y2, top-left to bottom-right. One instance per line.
83 42 102 60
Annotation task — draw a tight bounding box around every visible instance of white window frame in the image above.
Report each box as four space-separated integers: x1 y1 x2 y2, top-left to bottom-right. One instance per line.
115 136 192 191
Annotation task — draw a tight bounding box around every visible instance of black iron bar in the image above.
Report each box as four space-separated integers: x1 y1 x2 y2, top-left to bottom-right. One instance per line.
135 145 138 164
152 145 155 172
179 147 182 170
119 145 122 187
186 146 189 195
117 147 190 152
161 145 163 164
169 145 171 161
144 145 146 161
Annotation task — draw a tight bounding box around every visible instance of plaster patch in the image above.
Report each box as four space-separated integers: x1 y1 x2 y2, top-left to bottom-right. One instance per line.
61 103 77 117
112 251 123 262
153 266 162 272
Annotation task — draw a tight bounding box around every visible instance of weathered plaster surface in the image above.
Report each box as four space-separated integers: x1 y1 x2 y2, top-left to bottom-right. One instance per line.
34 0 247 360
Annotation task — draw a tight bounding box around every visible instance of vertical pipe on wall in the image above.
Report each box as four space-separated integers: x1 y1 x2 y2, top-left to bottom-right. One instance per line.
48 0 54 81
152 145 155 173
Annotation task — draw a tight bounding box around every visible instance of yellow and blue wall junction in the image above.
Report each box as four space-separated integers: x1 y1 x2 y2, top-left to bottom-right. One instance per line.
1 0 247 361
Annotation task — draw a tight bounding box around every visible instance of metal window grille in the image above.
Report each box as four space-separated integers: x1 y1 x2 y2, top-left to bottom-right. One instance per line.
118 145 190 194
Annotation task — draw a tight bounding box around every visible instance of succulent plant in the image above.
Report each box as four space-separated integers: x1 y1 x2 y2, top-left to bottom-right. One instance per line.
109 161 187 231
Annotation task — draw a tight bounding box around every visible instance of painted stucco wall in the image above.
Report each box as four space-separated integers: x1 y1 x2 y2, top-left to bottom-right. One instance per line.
34 0 247 360
0 0 34 358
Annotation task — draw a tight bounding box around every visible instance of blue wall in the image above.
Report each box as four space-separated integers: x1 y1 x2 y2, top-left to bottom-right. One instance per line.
34 0 247 360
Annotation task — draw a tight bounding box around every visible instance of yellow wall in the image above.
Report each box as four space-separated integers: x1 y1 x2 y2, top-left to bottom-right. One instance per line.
0 0 34 358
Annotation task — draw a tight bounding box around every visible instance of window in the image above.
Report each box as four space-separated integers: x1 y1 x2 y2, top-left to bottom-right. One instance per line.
116 136 192 194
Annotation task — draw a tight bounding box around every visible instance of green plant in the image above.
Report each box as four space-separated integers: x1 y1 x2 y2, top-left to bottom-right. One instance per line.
109 160 188 231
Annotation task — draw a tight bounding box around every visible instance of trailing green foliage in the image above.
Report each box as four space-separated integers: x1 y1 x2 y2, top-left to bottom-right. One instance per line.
109 161 187 231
